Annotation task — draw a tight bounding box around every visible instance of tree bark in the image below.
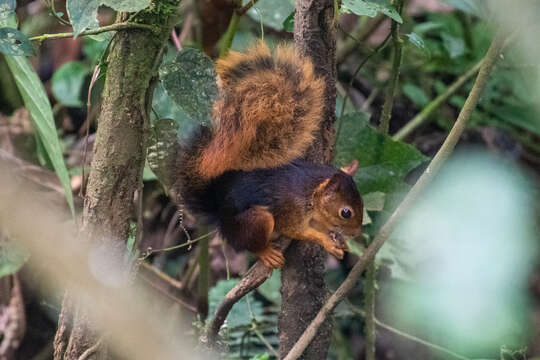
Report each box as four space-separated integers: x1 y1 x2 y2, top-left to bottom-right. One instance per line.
278 1 337 359
53 4 179 359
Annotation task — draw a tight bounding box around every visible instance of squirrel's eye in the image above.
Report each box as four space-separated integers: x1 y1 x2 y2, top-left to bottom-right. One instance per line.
340 207 352 219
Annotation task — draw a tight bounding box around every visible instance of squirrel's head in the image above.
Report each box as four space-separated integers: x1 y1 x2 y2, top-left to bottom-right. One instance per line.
313 161 363 237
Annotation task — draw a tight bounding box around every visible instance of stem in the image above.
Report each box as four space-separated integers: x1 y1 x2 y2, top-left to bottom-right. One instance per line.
378 0 405 134
364 259 376 360
28 22 155 42
197 234 210 320
392 59 483 141
336 14 386 63
237 0 260 16
349 305 471 360
282 30 506 360
336 33 392 142
219 12 240 58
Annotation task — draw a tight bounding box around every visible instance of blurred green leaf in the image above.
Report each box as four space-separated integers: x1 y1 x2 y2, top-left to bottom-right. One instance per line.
0 27 33 56
441 32 466 58
0 0 16 27
83 33 113 64
159 47 218 124
67 0 151 35
250 353 270 360
405 32 429 57
282 11 294 32
257 269 280 305
5 55 75 215
0 239 29 277
246 0 294 30
341 0 403 24
51 61 90 107
335 112 429 194
402 83 429 107
209 279 263 329
441 0 489 18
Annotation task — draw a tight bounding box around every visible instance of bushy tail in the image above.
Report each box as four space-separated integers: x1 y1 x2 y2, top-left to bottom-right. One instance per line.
197 41 325 180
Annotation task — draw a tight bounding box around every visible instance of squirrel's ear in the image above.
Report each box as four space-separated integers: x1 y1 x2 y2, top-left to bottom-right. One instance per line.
341 160 358 176
324 173 344 193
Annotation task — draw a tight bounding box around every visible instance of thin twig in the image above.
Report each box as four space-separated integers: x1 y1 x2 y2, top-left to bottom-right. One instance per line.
139 231 216 260
348 304 471 360
237 0 260 16
336 33 392 142
392 59 483 141
378 0 405 134
28 22 155 42
336 14 386 63
283 30 507 360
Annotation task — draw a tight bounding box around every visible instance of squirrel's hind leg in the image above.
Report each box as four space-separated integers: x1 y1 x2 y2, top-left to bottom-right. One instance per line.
221 206 284 269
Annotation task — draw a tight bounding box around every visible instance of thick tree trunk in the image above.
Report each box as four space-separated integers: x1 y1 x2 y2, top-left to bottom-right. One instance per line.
53 5 179 359
278 1 337 359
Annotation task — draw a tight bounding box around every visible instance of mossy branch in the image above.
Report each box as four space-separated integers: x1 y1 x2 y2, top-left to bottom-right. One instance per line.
283 30 506 360
28 22 155 42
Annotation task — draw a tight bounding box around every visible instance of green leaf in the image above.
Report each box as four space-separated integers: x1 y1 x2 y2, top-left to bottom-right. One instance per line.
209 279 263 329
66 0 99 36
51 61 90 107
159 48 218 124
441 0 489 18
250 353 270 360
147 117 179 188
341 0 403 24
257 269 280 305
282 11 294 32
0 239 29 277
405 32 429 57
335 112 428 194
0 0 16 27
0 27 34 56
67 0 151 36
5 55 75 215
402 83 429 107
246 0 294 31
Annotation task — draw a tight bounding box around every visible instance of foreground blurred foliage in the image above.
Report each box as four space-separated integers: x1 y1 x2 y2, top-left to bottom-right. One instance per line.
0 0 539 359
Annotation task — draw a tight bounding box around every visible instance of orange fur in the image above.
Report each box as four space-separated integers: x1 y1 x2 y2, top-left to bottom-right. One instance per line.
197 41 325 180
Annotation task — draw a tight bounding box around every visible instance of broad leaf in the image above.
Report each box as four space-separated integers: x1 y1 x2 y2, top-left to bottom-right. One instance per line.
402 83 429 107
51 61 90 107
246 0 294 31
5 55 75 215
441 0 489 18
0 0 16 27
282 11 294 32
67 0 151 36
147 117 179 189
0 239 29 277
341 0 403 24
209 279 263 329
257 269 280 305
159 47 218 124
0 27 33 56
335 112 428 194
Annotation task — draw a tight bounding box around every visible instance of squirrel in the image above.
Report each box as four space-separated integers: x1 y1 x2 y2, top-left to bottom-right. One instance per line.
175 41 363 269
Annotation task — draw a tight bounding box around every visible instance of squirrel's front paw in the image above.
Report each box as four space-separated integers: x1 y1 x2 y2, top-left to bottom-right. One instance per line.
330 231 349 252
323 241 344 260
256 246 285 269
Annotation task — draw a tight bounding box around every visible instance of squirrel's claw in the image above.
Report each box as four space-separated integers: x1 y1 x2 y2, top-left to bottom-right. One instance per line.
256 246 285 269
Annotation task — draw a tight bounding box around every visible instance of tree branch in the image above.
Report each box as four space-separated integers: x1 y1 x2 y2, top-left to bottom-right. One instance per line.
28 22 155 42
283 30 507 360
206 238 291 344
